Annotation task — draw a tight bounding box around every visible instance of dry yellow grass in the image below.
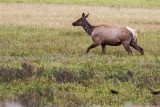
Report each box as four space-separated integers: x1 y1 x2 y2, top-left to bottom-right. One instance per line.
0 3 160 32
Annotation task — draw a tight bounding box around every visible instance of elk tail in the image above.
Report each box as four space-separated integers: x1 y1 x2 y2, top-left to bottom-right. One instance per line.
126 26 137 42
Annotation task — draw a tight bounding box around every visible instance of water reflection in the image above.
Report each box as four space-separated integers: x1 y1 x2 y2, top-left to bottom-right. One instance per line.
0 100 24 107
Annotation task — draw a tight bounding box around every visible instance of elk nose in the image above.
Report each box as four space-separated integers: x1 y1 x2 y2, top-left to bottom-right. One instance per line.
72 22 75 26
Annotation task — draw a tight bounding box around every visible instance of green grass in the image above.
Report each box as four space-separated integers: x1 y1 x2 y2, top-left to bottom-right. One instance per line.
1 0 160 8
0 25 160 106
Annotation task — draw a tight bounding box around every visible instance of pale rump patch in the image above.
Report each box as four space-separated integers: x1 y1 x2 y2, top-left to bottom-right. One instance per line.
126 26 137 42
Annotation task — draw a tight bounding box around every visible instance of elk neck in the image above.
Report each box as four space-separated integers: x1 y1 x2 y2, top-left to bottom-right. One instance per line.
82 20 94 35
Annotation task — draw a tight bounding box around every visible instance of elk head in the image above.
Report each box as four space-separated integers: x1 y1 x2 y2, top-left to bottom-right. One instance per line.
72 13 89 26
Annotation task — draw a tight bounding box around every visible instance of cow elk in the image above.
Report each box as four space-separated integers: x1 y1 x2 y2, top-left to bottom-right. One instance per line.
72 13 144 55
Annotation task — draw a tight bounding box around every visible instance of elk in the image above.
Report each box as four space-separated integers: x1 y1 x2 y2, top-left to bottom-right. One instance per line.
72 13 144 55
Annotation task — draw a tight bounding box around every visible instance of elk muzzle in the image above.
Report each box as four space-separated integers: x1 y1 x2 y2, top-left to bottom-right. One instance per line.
72 22 76 26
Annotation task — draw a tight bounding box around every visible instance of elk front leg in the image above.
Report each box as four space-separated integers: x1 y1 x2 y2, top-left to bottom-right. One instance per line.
101 44 106 55
86 44 98 53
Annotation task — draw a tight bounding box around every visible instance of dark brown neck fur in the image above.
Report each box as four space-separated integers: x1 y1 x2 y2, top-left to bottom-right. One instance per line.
82 20 94 35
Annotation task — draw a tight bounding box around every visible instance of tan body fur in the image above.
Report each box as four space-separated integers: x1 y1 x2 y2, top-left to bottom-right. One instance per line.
92 25 132 46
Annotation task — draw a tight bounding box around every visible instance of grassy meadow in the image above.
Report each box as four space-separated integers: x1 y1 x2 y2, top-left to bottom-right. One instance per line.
0 1 160 107
1 0 160 8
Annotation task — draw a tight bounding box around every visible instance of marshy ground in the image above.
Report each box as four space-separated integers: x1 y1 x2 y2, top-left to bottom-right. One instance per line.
0 2 160 107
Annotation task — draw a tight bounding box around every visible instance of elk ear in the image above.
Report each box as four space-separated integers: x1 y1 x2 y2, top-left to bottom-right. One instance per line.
85 13 89 18
82 13 85 18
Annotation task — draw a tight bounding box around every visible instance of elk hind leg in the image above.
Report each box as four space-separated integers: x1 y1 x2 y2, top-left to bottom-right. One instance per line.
122 43 132 55
130 41 144 55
